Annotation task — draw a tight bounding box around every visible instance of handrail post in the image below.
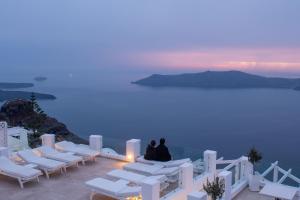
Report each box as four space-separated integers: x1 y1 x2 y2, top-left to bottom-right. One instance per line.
180 163 194 193
219 170 232 200
235 163 240 184
142 179 160 200
0 121 8 147
89 135 102 151
240 156 249 180
204 150 217 174
273 166 278 182
41 134 55 148
126 139 141 162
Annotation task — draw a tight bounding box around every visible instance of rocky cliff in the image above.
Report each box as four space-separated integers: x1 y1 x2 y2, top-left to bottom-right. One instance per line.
0 99 87 147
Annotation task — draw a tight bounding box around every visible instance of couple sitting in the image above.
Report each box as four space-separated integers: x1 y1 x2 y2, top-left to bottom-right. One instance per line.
144 138 171 162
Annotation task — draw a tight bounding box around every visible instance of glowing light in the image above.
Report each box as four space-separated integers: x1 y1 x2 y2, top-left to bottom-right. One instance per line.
126 194 142 200
126 154 133 162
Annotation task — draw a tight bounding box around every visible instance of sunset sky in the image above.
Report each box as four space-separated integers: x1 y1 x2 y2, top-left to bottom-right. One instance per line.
0 0 300 76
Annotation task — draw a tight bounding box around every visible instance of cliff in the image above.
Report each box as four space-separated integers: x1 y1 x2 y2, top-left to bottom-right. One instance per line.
0 99 87 147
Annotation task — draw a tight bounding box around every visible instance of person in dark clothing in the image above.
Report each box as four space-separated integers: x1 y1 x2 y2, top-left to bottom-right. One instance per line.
155 138 171 162
144 140 157 160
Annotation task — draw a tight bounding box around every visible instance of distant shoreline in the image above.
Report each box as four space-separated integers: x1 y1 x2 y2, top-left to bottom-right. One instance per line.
0 90 56 102
0 82 34 89
0 82 55 102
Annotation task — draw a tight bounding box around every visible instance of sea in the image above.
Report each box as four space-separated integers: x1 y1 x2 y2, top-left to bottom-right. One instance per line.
1 71 300 178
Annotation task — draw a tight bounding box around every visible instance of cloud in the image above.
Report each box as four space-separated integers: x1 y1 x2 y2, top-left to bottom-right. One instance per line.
123 48 300 74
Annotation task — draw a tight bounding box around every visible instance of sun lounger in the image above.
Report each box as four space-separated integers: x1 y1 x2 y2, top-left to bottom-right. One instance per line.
123 162 179 181
0 156 42 188
37 146 84 167
55 141 100 162
86 177 141 200
137 157 191 167
107 169 169 190
17 150 66 179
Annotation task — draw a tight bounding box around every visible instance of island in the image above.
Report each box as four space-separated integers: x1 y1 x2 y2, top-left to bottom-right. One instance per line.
34 76 47 82
0 90 56 101
0 82 34 89
133 71 300 90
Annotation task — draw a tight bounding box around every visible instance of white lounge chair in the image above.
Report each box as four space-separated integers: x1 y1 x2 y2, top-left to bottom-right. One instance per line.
123 162 179 182
107 169 169 190
0 156 42 188
55 141 100 162
137 157 191 167
37 146 84 167
17 150 66 179
86 177 141 200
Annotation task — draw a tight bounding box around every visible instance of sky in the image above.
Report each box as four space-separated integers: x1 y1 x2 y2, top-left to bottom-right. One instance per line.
0 0 300 77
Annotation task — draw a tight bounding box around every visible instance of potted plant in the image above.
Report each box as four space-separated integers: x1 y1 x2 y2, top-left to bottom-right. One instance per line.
203 176 225 200
247 147 262 191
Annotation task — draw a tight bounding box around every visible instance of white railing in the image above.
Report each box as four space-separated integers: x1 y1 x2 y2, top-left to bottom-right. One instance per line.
217 156 250 199
258 161 300 200
39 133 257 200
260 161 300 187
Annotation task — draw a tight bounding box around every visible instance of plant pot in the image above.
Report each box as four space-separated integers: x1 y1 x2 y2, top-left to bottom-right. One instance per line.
249 174 261 192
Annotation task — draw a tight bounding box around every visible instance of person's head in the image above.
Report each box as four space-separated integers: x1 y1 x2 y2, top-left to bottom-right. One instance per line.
160 138 166 145
150 140 156 147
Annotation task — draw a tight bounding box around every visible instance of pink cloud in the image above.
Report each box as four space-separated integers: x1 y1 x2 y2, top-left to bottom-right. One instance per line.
124 48 300 73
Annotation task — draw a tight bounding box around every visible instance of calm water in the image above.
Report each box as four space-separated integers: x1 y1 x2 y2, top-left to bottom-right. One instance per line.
1 72 300 176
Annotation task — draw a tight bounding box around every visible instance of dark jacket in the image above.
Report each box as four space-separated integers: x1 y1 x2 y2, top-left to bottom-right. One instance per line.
155 144 171 161
144 145 156 160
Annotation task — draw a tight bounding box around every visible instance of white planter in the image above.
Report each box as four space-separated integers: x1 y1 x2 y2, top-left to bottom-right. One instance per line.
249 174 261 192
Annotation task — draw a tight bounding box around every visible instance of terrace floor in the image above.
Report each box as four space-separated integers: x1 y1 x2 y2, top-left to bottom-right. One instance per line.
234 188 273 200
0 157 126 200
0 157 272 200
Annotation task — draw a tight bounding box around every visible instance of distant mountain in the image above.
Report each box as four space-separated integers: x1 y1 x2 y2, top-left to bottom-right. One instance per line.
133 71 300 90
0 82 34 89
0 90 56 102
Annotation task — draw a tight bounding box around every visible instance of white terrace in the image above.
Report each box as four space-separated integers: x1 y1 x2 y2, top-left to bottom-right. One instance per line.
1 121 300 200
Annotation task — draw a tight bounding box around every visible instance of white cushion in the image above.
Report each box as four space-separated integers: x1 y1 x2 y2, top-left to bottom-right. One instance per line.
38 146 82 163
86 178 140 197
0 156 42 179
18 150 65 170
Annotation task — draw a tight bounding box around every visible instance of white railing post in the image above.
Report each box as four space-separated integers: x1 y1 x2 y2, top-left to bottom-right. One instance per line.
219 171 232 200
273 166 278 182
126 139 141 162
240 156 249 180
180 163 194 193
0 147 9 158
188 191 208 200
41 134 55 148
142 179 160 200
0 121 8 147
235 163 240 183
204 150 217 174
89 135 102 151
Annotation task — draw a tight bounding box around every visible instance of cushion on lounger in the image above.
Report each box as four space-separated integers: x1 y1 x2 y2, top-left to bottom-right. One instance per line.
86 178 140 198
38 146 82 163
0 156 42 179
18 150 65 169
